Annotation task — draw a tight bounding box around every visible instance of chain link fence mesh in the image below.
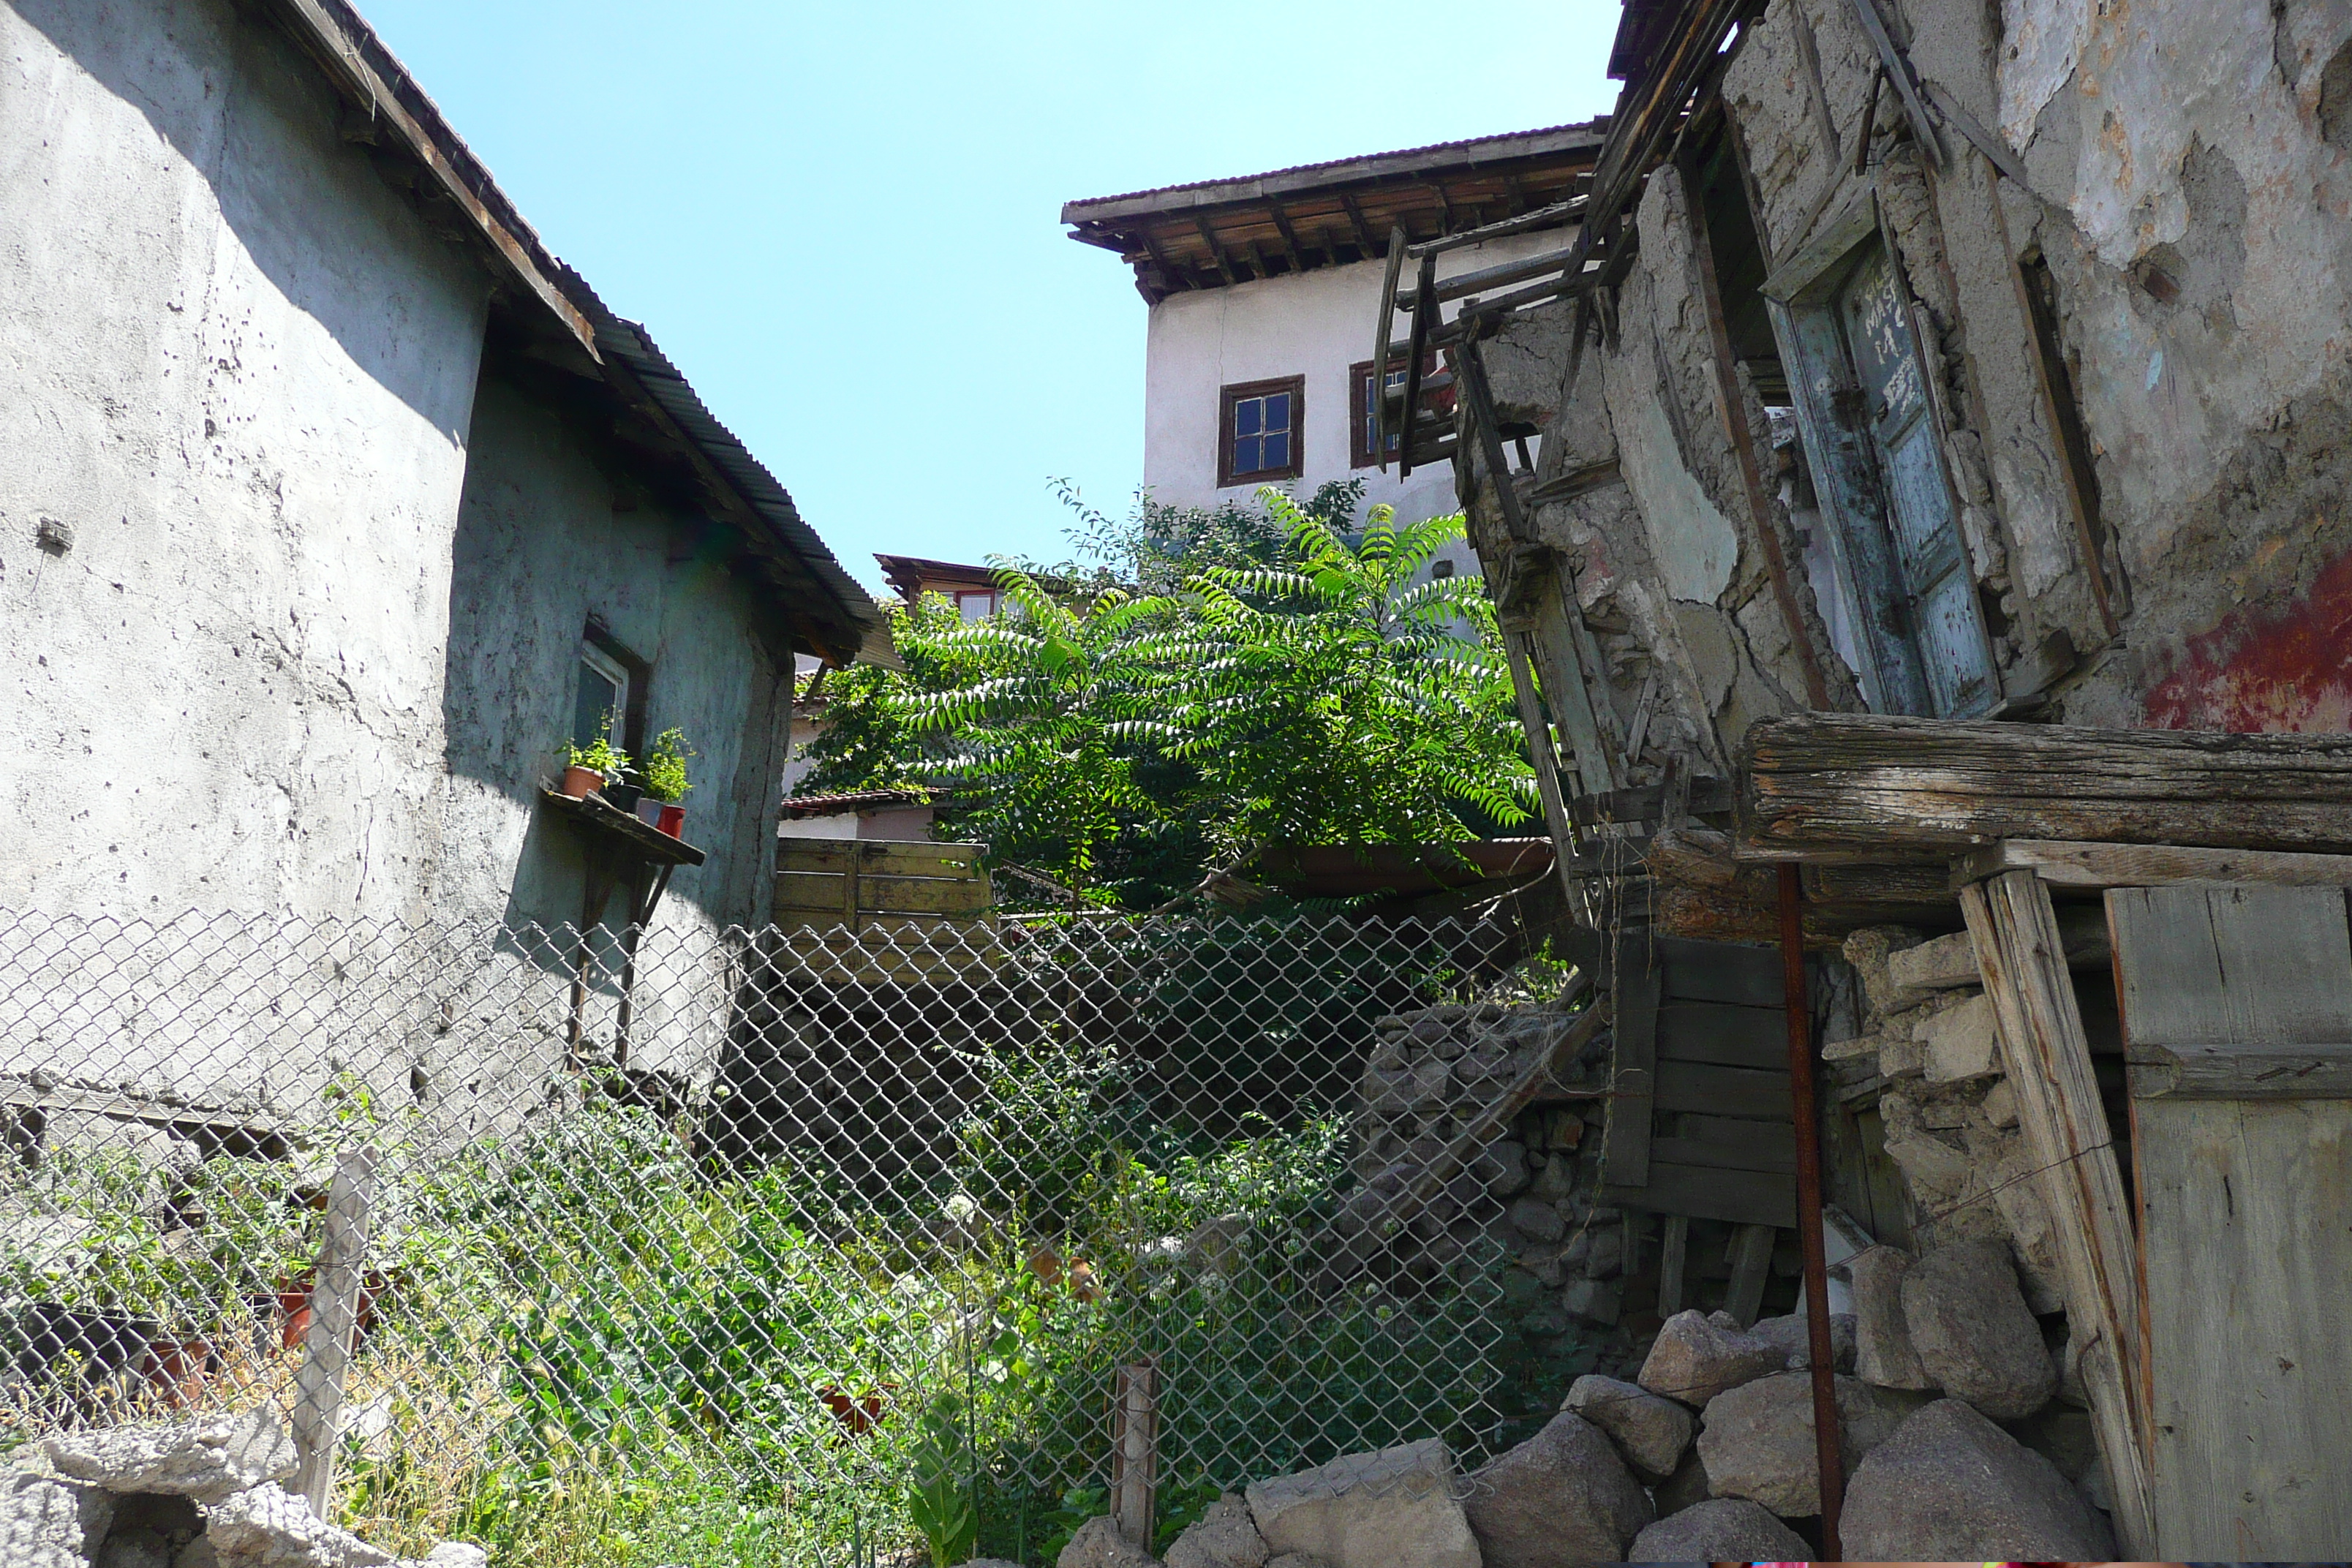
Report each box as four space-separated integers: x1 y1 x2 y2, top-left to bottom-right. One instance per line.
0 907 1605 1561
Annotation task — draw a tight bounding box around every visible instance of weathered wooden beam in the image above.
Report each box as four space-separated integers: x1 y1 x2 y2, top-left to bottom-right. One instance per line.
1266 200 1308 271
1338 189 1379 255
1961 870 2156 1554
1191 214 1240 287
1744 714 2352 858
293 1147 379 1517
1953 838 2352 892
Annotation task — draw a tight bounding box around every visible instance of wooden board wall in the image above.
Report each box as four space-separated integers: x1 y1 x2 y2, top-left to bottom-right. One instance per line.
2111 883 2352 1558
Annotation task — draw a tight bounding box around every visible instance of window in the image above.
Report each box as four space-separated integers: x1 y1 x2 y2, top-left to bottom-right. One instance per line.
1218 376 1304 487
574 641 630 752
955 589 999 622
1349 355 1447 468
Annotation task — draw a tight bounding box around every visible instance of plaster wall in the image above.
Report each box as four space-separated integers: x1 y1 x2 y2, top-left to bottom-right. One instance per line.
0 0 486 919
1142 230 1569 573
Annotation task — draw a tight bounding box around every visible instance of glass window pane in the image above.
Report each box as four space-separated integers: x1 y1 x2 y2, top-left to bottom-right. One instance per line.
1262 431 1289 470
1234 398 1262 437
1235 434 1261 475
574 666 618 750
1264 392 1290 432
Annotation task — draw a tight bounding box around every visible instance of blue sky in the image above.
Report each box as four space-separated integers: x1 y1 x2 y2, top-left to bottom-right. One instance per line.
362 2 1624 595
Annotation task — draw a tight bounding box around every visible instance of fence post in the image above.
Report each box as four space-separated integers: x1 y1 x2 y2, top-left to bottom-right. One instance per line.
292 1146 379 1519
1109 1361 1159 1548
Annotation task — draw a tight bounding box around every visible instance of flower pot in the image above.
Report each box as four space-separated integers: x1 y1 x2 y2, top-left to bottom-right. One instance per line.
603 780 643 813
634 797 666 828
560 764 606 799
141 1335 213 1407
655 802 686 839
276 1269 395 1353
273 1282 314 1352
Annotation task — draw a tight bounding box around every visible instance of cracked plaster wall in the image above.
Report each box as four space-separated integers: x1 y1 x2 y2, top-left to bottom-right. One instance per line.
0 0 790 944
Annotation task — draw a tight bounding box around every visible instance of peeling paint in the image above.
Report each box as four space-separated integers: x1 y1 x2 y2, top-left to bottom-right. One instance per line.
2145 549 2352 731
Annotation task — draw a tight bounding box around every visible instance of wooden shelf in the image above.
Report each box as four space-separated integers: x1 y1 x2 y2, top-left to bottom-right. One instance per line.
538 785 706 867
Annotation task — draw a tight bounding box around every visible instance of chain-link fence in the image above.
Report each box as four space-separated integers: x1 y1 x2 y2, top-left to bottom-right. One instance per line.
0 906 1605 1563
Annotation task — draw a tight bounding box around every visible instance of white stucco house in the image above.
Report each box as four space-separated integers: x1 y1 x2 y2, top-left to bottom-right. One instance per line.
1062 124 1607 584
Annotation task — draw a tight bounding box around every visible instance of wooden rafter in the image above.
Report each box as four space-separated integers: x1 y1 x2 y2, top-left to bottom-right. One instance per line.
1338 189 1379 255
1137 226 1192 293
1267 200 1308 271
1191 213 1241 286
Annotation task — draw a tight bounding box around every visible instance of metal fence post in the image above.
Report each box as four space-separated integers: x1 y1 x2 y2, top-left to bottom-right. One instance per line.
292 1146 380 1518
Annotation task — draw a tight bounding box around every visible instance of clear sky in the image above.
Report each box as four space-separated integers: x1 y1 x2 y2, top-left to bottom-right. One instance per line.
361 2 1624 595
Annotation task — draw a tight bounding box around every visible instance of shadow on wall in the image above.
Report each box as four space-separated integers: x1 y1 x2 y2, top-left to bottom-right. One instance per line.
15 0 484 444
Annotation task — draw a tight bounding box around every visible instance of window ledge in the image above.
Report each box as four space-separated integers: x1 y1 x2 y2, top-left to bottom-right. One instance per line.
539 784 707 867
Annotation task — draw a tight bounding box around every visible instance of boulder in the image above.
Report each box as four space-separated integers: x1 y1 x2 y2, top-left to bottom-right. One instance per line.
1504 1198 1564 1243
1164 1495 1267 1568
1636 1310 1784 1408
1627 1499 1811 1561
1841 1398 2116 1558
1245 1439 1479 1568
1901 1240 2056 1419
1264 1558 1333 1568
1463 1411 1651 1566
1849 1246 1934 1391
1561 1374 1694 1481
1560 1278 1620 1324
99 1532 176 1568
1747 1311 1855 1373
418 1550 489 1568
1058 1517 1161 1568
175 1542 222 1568
1648 1449 1712 1515
1 1474 116 1568
203 1486 395 1568
1697 1372 1908 1517
47 1409 298 1504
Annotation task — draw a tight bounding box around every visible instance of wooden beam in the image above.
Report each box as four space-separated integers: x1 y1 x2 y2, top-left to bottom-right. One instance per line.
1191 213 1240 287
1724 1222 1778 1327
1266 200 1308 271
1604 933 1662 1188
1961 870 2157 1554
1136 225 1194 293
1657 1214 1689 1315
1504 630 1584 903
1338 189 1379 255
1744 714 2352 858
1953 839 2352 892
292 1147 378 1516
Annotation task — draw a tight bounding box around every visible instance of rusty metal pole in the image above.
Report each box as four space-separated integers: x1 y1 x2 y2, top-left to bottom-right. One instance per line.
1779 864 1842 1557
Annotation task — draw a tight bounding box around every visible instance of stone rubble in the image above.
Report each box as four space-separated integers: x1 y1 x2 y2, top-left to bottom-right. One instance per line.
1840 1398 2117 1559
10 1410 483 1568
1461 1411 1651 1565
1900 1239 2058 1420
1636 1310 1785 1408
1627 1497 1811 1561
1243 1439 1479 1568
1057 1515 1161 1568
1560 1374 1693 1482
1161 1495 1267 1568
1694 1371 1911 1518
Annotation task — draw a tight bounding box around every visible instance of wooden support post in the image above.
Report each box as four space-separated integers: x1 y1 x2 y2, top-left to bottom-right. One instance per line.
1109 1362 1159 1549
1657 1215 1689 1316
1960 868 2156 1555
1724 1223 1777 1327
292 1147 379 1519
1782 863 1843 1557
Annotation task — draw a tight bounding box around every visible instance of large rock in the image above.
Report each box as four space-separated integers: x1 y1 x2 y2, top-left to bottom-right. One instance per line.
1164 1494 1267 1568
1 1474 116 1568
1562 1374 1693 1481
1058 1516 1160 1568
1463 1412 1651 1566
1636 1310 1784 1408
1747 1311 1855 1373
1841 1399 2116 1558
203 1486 395 1568
1696 1372 1908 1518
1850 1246 1934 1390
47 1409 298 1504
1901 1240 2057 1418
1649 1449 1712 1515
1920 995 2002 1082
1627 1499 1811 1561
1245 1439 1478 1568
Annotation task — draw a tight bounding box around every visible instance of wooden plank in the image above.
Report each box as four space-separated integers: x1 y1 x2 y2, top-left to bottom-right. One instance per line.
1654 1060 1793 1120
1656 1001 1788 1070
1657 1214 1689 1315
2127 1041 2352 1099
1607 1162 1795 1229
775 840 981 875
2109 884 2352 1047
1676 1113 1799 1166
1109 1362 1160 1548
774 872 992 917
1651 1133 1797 1175
1604 936 1661 1187
1744 714 2352 858
2137 1098 2352 1555
1657 937 1783 1006
1725 1222 1778 1327
1955 838 2352 892
293 1147 377 1516
1961 870 2156 1554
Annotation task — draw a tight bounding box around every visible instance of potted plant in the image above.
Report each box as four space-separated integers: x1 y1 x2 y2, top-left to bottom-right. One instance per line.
562 710 631 799
636 726 696 838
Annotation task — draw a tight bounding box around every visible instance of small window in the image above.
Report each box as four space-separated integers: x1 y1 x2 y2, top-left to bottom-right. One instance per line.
574 641 630 751
955 590 998 622
1349 355 1446 468
1218 376 1304 487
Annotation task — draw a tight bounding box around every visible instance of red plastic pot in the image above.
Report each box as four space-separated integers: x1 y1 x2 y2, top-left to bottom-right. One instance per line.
655 802 686 839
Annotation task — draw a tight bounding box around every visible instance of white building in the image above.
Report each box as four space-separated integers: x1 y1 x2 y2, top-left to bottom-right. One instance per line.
1063 124 1606 581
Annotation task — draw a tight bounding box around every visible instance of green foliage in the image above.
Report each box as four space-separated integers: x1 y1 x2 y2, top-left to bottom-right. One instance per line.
643 727 696 802
906 1392 979 1567
795 485 1534 906
568 709 631 781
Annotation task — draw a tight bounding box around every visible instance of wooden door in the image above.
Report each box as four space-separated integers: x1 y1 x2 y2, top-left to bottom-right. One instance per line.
2109 883 2352 1558
1833 246 1996 718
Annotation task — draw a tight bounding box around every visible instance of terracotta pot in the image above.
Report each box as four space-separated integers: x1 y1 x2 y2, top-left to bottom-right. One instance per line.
560 764 606 799
275 1269 393 1351
142 1335 213 1407
274 1284 314 1351
655 802 686 839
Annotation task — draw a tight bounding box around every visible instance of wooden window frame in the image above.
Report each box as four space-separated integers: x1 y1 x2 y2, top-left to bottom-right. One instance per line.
1218 375 1305 488
1349 355 1447 468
